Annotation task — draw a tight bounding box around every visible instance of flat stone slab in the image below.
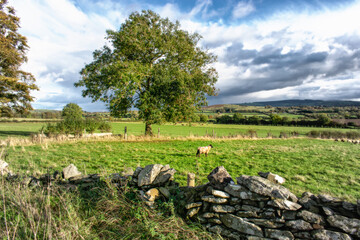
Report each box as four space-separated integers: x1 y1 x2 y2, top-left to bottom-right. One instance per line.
137 164 163 187
312 229 352 240
220 214 264 237
268 199 302 211
327 215 360 237
207 166 234 190
63 164 82 179
237 175 297 202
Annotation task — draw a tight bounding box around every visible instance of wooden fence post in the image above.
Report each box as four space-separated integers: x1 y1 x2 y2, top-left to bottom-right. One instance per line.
187 173 195 187
124 126 127 140
158 128 160 138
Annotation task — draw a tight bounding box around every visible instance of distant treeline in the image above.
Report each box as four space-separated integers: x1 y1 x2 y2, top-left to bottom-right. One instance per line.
215 113 359 128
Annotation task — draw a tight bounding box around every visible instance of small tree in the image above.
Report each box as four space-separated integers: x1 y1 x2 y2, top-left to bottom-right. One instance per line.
62 103 83 121
0 0 38 116
317 113 331 126
76 10 218 135
199 114 208 123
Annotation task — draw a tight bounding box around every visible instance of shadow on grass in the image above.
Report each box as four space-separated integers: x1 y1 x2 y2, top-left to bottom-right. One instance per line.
0 130 36 138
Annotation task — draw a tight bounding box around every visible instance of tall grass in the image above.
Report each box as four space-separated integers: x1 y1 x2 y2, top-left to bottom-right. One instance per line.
0 176 213 239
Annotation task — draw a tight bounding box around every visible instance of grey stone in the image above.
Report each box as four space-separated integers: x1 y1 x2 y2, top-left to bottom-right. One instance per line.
187 207 200 218
158 187 170 199
185 202 202 209
132 167 143 178
268 199 302 211
208 225 224 235
299 195 319 213
62 164 82 179
258 171 286 185
137 164 163 187
312 229 352 240
225 184 269 200
0 160 9 175
212 189 230 198
239 205 261 212
230 197 241 205
208 218 222 224
342 201 356 212
327 215 360 237
207 166 234 190
202 212 220 218
237 211 259 218
259 209 276 219
318 194 341 203
293 231 312 239
282 210 297 220
322 206 334 216
285 220 313 231
212 205 236 213
297 210 325 225
357 199 360 216
237 175 297 202
220 214 264 237
201 195 228 204
152 165 176 185
265 229 294 240
246 218 284 228
69 174 100 184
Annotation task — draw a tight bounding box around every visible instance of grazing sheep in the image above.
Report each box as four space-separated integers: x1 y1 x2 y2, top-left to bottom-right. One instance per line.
196 144 213 157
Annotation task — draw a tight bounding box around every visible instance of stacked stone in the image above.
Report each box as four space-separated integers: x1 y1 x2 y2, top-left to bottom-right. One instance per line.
130 164 177 208
185 166 359 240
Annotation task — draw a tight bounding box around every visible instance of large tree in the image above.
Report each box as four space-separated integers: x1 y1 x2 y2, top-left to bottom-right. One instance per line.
0 0 38 116
76 10 218 135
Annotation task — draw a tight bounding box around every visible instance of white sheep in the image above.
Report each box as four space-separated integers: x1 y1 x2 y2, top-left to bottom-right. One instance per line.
196 144 213 157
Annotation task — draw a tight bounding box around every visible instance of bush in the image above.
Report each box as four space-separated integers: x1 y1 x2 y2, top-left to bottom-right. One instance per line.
199 114 208 123
99 121 112 133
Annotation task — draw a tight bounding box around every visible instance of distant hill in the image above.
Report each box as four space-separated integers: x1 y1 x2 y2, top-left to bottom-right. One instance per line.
238 99 360 107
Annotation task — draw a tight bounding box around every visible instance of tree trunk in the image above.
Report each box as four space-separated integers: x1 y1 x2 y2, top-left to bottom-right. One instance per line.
145 122 153 136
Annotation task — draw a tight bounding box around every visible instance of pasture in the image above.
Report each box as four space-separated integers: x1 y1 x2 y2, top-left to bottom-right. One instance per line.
1 121 360 139
4 137 360 202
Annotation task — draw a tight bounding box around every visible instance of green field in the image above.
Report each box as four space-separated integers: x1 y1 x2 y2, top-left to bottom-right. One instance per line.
5 138 360 202
1 121 360 139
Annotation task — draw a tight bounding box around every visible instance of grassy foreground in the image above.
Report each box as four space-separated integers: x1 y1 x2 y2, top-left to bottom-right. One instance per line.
4 138 360 202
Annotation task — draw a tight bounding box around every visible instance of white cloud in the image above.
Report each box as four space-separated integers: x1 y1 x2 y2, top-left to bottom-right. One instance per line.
232 1 255 19
11 0 360 110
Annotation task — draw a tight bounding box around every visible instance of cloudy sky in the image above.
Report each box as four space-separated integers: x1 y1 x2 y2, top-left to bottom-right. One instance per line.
12 0 360 111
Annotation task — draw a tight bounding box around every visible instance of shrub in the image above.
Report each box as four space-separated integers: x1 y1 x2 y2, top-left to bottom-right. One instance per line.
99 121 112 133
199 114 208 123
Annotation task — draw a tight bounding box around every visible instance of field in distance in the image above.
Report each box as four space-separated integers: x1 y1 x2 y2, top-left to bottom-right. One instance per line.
1 121 360 139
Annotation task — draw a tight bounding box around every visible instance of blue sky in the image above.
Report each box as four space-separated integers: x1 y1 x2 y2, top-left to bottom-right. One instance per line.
11 0 360 111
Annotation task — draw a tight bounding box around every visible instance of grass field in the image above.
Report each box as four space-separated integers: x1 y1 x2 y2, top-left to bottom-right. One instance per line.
1 121 359 139
1 121 360 239
4 138 360 202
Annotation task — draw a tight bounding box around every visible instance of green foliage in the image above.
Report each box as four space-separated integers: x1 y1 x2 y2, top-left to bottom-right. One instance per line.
317 113 331 126
62 103 83 121
0 0 38 117
42 118 112 136
199 114 208 123
76 10 218 135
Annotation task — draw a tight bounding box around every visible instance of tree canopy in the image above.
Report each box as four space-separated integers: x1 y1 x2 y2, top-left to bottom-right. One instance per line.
62 103 83 121
76 10 218 135
0 0 38 116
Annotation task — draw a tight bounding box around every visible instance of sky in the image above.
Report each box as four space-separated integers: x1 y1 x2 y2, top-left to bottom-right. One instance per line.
11 0 360 111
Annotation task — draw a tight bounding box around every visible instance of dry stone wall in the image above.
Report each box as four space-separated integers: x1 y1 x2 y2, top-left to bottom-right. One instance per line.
1 160 359 239
182 166 359 240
